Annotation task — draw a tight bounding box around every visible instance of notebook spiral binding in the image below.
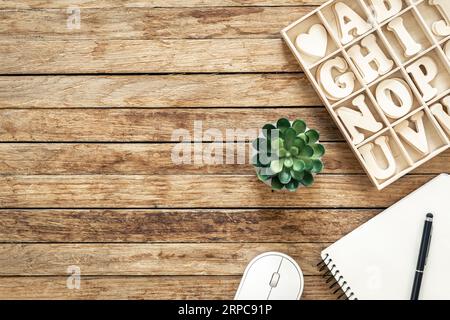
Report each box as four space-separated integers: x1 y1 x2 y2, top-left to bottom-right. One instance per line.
317 253 357 300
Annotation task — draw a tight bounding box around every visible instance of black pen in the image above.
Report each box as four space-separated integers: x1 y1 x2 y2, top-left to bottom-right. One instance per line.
410 213 433 300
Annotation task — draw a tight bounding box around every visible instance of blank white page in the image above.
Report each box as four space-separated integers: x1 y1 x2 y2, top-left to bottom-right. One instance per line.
322 174 450 300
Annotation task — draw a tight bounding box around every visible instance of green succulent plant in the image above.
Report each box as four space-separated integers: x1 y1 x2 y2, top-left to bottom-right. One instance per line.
252 118 325 191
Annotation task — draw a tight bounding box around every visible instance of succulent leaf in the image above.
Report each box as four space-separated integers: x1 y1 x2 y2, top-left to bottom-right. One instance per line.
257 172 272 181
290 146 299 157
271 177 284 190
293 138 306 150
292 120 307 134
262 124 276 140
301 172 314 186
277 148 287 158
306 130 320 144
278 169 291 184
286 179 300 192
284 128 297 149
270 159 283 174
276 118 291 133
312 159 324 173
271 137 284 151
303 159 313 171
291 170 304 181
293 159 305 172
298 133 309 144
300 145 314 158
284 157 294 168
312 143 325 158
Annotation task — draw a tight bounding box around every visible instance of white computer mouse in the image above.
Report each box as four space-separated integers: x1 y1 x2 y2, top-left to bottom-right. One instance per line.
234 252 304 300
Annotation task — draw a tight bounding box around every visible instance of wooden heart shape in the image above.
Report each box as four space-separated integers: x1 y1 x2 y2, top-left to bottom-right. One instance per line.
295 24 328 59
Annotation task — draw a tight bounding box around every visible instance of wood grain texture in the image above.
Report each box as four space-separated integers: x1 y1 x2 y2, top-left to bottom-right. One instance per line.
0 243 328 276
0 143 448 175
0 108 339 142
0 209 377 243
0 0 431 301
0 7 314 39
0 74 320 108
0 0 326 9
0 39 299 74
0 276 335 300
0 174 434 208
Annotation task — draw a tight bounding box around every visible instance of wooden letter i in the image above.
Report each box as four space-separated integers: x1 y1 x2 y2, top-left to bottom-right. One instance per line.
387 17 422 57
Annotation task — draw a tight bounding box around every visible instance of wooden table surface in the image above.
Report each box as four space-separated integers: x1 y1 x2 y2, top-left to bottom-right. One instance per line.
0 0 448 300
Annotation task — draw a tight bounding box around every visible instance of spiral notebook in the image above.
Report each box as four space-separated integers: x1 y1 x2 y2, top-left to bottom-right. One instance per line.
320 174 450 300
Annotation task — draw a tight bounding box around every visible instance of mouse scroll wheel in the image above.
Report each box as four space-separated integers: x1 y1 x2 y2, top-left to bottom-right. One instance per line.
269 272 280 288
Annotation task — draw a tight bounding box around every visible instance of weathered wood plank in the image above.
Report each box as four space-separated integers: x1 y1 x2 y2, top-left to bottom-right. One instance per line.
0 276 335 300
0 142 349 174
0 243 327 276
0 7 313 39
1 143 448 175
0 74 320 108
0 39 299 73
0 108 338 142
0 174 434 208
0 1 325 9
0 0 395 301
0 209 377 243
